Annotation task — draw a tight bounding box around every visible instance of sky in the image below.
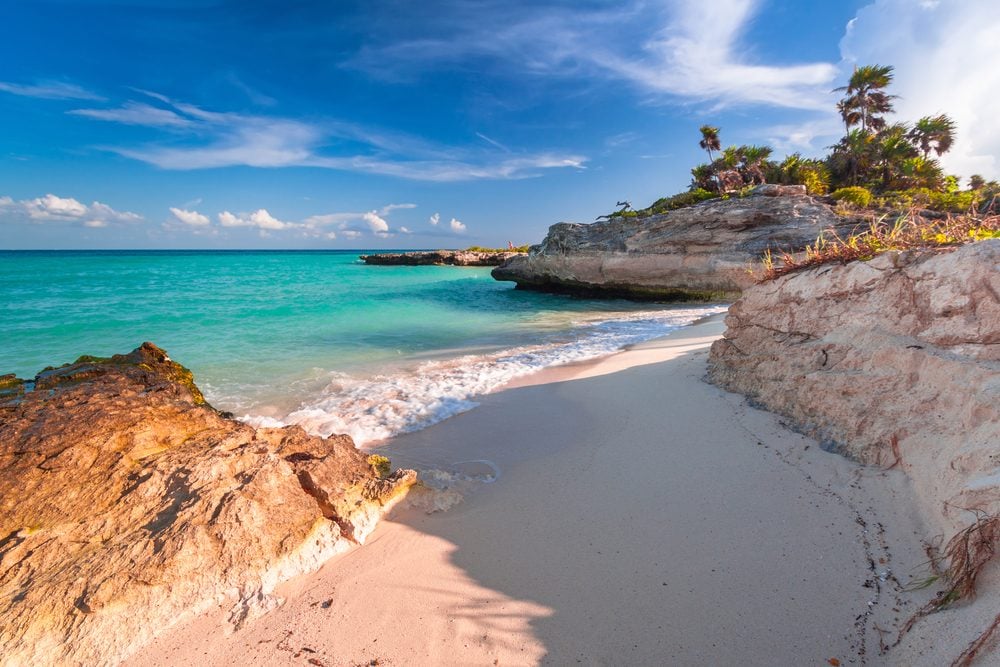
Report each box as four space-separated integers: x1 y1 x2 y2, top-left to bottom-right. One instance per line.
1 0 998 249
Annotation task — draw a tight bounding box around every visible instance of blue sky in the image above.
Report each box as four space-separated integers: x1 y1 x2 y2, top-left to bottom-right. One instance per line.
1 0 997 249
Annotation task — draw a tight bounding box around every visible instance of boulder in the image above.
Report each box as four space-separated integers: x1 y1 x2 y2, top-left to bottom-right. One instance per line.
707 240 1000 537
0 343 416 665
492 186 856 300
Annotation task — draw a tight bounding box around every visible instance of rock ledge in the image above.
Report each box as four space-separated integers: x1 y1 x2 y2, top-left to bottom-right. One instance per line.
0 343 415 665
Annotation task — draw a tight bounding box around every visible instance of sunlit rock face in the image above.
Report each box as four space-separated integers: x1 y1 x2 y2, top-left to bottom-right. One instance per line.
493 185 854 300
708 240 1000 537
0 342 415 665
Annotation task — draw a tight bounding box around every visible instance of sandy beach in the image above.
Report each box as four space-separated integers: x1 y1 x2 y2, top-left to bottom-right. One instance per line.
128 316 946 666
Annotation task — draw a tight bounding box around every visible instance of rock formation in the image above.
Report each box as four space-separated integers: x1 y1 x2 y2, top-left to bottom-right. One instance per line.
360 249 523 266
708 240 1000 537
0 343 416 666
492 185 857 300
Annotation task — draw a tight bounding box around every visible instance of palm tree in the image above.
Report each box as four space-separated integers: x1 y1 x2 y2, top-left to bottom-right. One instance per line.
738 145 774 185
829 129 874 187
698 126 721 162
874 123 918 191
969 174 986 190
834 64 896 134
908 114 956 159
690 164 716 192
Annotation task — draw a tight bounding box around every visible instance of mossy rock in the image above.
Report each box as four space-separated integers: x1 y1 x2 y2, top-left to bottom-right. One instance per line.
367 454 392 479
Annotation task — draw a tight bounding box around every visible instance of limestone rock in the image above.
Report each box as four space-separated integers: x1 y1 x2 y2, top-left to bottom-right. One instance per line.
492 186 855 300
0 343 416 665
360 250 523 266
708 240 1000 536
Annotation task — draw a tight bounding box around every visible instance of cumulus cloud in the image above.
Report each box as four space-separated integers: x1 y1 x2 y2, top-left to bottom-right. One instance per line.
449 218 466 233
169 207 210 226
218 209 293 230
362 211 390 235
840 0 1000 179
0 193 142 228
429 212 440 226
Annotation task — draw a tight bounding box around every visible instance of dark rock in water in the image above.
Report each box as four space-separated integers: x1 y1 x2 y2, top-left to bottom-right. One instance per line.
492 185 857 301
0 374 24 404
360 250 523 266
0 343 416 665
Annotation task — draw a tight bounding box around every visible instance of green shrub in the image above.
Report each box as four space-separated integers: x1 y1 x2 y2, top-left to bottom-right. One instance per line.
465 245 530 253
877 188 979 213
367 454 392 478
831 186 873 208
645 188 716 214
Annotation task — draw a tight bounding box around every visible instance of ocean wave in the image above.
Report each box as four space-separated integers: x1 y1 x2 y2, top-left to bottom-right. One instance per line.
241 305 726 446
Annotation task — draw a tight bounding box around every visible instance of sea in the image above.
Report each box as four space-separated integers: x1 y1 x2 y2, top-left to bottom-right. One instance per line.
1 250 726 447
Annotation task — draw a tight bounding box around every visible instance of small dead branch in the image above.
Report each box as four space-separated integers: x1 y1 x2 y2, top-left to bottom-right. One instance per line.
895 511 1000 649
952 611 1000 667
885 434 903 471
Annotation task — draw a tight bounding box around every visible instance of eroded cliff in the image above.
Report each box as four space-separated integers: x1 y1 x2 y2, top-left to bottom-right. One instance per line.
0 343 416 666
708 240 1000 539
492 185 857 300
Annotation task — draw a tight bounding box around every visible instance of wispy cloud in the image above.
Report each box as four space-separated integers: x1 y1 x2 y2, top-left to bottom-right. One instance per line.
344 0 837 110
69 92 586 181
476 132 511 153
70 102 194 128
0 193 141 228
0 80 103 101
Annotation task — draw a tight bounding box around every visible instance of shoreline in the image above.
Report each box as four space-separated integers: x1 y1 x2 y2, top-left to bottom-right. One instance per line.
129 317 962 665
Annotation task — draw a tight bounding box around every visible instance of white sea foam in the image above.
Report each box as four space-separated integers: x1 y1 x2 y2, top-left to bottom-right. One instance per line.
241 305 726 446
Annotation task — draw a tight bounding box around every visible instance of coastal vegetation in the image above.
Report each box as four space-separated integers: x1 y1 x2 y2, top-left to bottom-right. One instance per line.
465 244 530 253
604 63 999 221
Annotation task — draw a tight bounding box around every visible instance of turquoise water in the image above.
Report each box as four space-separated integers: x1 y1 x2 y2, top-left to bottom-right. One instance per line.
1 250 725 444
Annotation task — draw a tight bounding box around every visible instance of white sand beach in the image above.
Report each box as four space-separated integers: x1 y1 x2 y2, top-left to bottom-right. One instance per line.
128 316 950 666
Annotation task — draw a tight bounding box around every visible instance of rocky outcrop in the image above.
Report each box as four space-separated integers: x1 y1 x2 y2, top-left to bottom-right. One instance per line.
360 250 523 266
707 240 1000 537
0 343 416 666
492 185 857 300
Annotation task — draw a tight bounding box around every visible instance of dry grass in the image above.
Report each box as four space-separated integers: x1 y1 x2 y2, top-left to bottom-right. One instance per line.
895 510 1000 659
757 211 1000 281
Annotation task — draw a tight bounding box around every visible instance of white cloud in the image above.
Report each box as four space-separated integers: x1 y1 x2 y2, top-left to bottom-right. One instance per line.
169 207 210 226
429 213 440 226
341 230 362 240
840 0 1000 179
218 209 293 230
399 226 411 234
23 194 87 220
346 0 837 110
378 203 417 215
362 211 389 233
70 102 193 128
0 193 142 227
69 92 584 181
0 80 103 101
449 218 467 233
